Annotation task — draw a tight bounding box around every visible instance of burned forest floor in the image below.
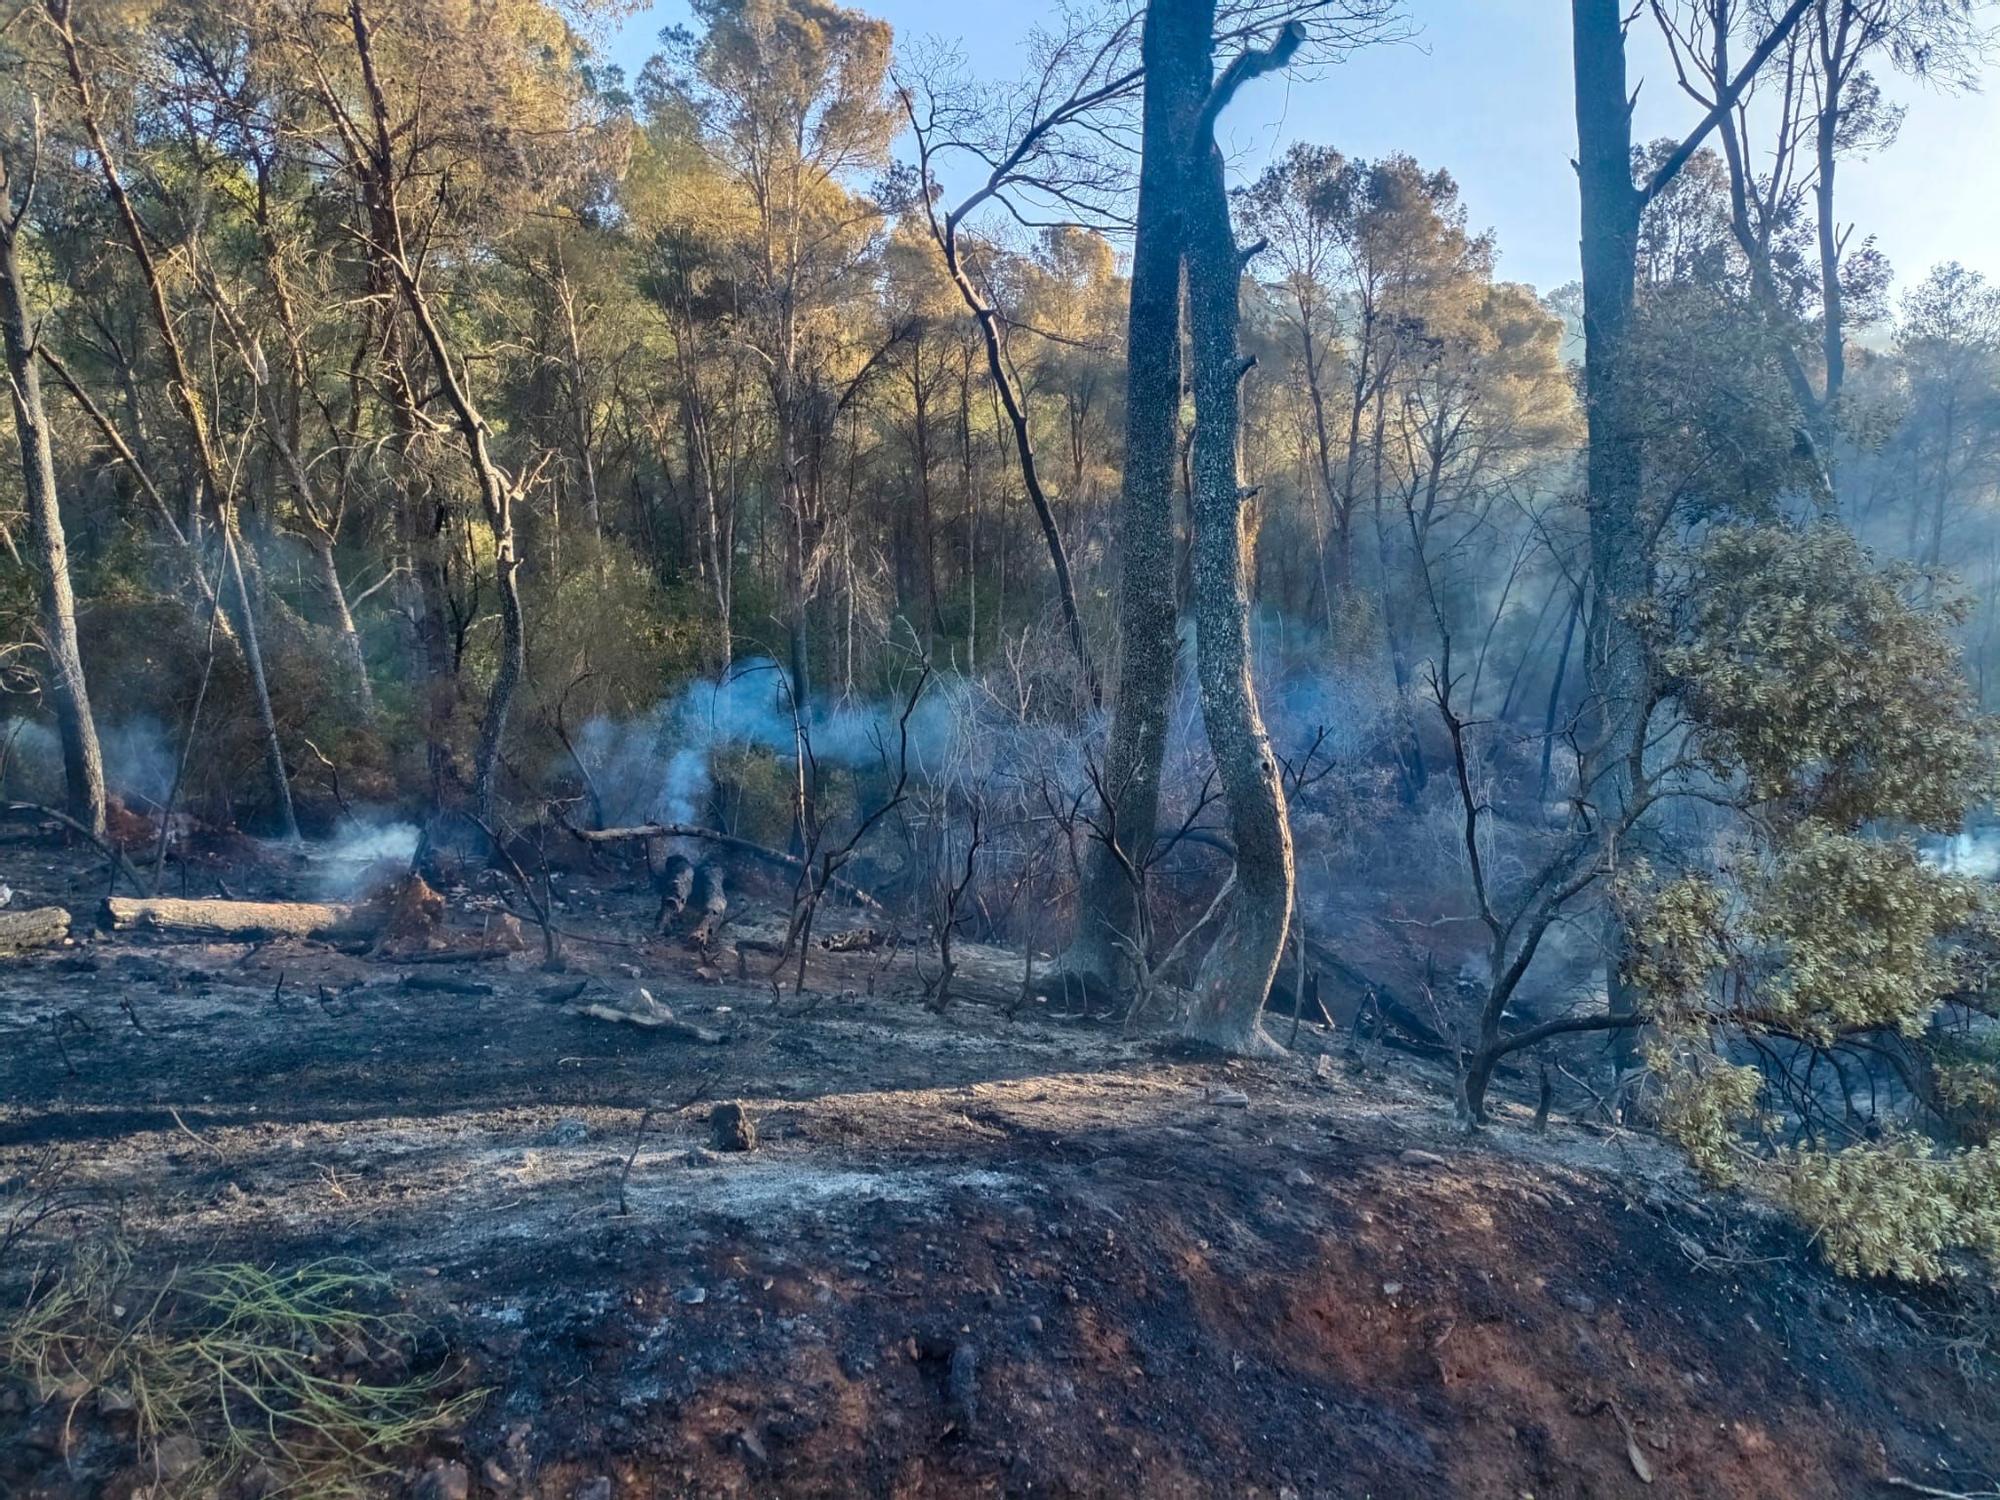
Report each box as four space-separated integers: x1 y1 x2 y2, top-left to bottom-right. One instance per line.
2 828 1998 1500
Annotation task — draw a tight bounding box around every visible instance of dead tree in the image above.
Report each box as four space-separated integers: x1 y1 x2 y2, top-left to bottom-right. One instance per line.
0 102 105 838
897 13 1149 705
771 655 933 997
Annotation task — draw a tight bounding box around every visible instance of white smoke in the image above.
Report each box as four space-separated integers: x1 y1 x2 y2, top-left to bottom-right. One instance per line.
577 659 965 829
2 716 178 808
309 817 420 900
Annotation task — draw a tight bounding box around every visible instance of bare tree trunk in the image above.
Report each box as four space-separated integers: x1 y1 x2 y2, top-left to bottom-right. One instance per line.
1180 15 1298 1054
1049 0 1205 1002
0 165 106 837
50 4 298 837
311 534 375 716
1571 0 1811 1059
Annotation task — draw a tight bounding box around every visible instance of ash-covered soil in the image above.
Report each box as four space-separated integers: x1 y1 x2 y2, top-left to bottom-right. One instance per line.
2 832 1997 1499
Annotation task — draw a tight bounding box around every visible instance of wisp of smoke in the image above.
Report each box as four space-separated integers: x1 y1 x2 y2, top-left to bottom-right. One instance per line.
578 659 963 829
310 818 420 900
2 717 178 809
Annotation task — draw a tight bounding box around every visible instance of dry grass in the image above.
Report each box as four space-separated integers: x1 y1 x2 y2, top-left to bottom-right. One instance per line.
2 1239 482 1497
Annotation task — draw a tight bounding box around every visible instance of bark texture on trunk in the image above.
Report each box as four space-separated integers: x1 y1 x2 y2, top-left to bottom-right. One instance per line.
0 906 73 953
1050 0 1207 1003
0 203 106 838
1573 0 1653 1051
1178 2 1296 1055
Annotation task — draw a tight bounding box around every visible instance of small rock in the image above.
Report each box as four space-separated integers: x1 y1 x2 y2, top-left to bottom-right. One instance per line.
675 1285 707 1306
1283 1167 1314 1189
1026 1314 1044 1335
709 1101 758 1153
1206 1087 1250 1108
97 1385 134 1415
1555 1289 1598 1317
1399 1149 1447 1168
483 1457 515 1491
413 1460 471 1500
946 1341 979 1435
571 1479 612 1500
1382 1281 1403 1298
155 1434 204 1479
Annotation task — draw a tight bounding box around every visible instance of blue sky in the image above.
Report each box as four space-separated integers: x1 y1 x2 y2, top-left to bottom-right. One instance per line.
598 0 2000 300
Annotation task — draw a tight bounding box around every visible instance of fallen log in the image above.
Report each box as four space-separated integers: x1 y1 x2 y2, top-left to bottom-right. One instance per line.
0 906 71 953
569 822 883 912
100 897 360 940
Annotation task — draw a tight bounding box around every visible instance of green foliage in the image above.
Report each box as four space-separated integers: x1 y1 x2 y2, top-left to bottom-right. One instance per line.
1778 1135 2000 1282
1648 1040 1765 1187
1665 523 1995 828
1619 871 1733 1022
1748 826 1985 1040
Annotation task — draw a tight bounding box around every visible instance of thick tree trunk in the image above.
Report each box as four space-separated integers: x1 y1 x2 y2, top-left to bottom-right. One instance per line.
1573 0 1653 1057
1180 36 1296 1056
1049 0 1206 1003
0 222 106 838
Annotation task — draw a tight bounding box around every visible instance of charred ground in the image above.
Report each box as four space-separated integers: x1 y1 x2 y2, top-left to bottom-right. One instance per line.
1 832 1996 1500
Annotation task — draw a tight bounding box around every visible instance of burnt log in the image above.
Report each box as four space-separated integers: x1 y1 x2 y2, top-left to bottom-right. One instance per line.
653 851 695 934
0 906 70 953
100 897 362 940
689 862 727 944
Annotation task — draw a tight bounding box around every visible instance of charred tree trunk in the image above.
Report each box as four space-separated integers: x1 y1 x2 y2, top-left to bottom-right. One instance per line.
1179 8 1299 1056
1571 0 1811 1058
1574 0 1655 1058
1049 0 1207 1002
0 157 106 838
